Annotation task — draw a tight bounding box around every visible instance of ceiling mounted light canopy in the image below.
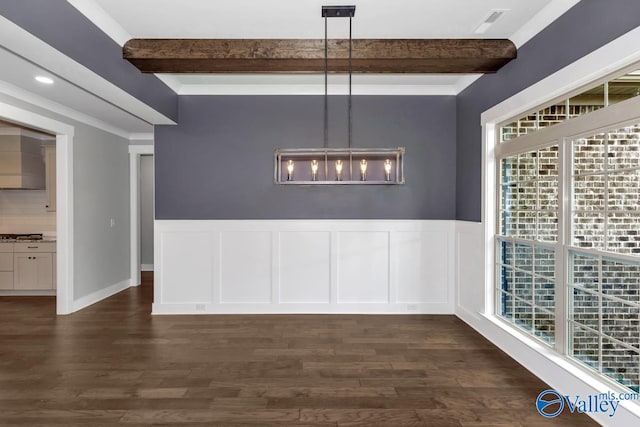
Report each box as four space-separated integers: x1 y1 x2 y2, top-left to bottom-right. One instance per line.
321 5 355 17
275 5 405 186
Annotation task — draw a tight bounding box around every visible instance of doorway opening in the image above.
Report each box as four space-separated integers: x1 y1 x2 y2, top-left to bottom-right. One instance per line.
140 154 154 272
0 101 74 314
129 145 153 287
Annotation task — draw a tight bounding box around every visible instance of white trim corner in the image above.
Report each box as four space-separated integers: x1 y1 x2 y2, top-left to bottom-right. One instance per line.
71 278 132 312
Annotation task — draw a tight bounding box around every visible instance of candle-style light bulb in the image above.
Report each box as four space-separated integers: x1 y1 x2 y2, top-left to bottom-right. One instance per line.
311 159 319 181
360 159 368 181
286 159 294 181
335 160 343 181
384 159 392 181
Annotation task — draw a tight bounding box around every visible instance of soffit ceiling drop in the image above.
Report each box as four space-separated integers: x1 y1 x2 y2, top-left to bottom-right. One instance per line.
0 46 153 135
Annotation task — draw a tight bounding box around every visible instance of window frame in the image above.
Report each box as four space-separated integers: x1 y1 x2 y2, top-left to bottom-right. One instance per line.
493 88 640 391
478 25 640 408
497 61 640 144
495 140 565 351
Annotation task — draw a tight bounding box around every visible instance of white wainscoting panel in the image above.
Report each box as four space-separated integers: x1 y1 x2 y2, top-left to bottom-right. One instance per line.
159 231 212 304
454 221 485 319
154 220 456 314
337 231 389 304
220 231 272 304
279 231 331 304
396 230 450 304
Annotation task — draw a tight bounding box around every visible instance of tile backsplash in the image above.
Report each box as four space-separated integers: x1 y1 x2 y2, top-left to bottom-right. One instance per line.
0 190 55 233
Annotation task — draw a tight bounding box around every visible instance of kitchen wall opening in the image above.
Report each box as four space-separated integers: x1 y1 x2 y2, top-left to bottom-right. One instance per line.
0 120 57 299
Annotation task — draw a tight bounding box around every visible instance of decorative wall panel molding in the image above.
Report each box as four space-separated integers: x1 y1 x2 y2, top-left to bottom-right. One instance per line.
454 221 485 318
154 220 456 314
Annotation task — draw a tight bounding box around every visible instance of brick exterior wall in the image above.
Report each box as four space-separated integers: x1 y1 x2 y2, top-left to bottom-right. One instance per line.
573 125 640 255
570 256 640 390
501 146 559 242
499 241 556 346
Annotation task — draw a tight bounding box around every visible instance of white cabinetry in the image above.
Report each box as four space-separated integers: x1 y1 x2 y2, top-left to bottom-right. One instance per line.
0 243 13 290
44 145 56 212
10 242 56 291
14 253 53 290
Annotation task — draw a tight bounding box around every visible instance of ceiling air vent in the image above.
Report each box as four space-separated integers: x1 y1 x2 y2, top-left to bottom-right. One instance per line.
474 9 507 34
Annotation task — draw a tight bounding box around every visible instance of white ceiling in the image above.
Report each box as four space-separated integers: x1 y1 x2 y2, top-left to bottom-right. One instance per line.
81 0 553 39
68 0 581 95
0 46 153 135
0 0 582 137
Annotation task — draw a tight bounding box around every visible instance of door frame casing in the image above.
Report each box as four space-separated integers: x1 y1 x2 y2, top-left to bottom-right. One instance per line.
0 102 75 314
129 144 154 286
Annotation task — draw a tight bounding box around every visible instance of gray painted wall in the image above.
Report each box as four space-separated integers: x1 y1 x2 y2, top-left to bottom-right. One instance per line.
155 95 456 220
140 155 154 267
0 92 131 301
456 0 640 221
0 0 177 121
73 125 130 299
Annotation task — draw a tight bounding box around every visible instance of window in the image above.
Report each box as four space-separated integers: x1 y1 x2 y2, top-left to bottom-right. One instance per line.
569 253 640 390
568 123 640 391
572 125 640 254
498 145 558 344
495 74 640 392
500 68 640 143
500 146 559 242
498 240 556 344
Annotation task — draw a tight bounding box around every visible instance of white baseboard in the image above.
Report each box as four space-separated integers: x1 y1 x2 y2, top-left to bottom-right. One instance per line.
141 264 154 271
0 290 56 296
152 301 453 315
71 278 131 312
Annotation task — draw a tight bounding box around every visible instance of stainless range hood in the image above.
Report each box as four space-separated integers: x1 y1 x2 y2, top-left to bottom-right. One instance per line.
0 128 48 189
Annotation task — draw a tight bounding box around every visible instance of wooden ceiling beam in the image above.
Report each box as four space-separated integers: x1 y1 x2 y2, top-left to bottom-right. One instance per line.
123 39 516 74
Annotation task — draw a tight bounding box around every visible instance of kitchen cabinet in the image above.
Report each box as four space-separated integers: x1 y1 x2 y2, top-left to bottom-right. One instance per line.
14 253 53 290
0 130 46 189
44 145 56 212
12 242 56 290
0 243 13 290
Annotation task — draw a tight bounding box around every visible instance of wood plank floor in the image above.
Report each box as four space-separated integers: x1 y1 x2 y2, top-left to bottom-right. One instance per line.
0 273 598 426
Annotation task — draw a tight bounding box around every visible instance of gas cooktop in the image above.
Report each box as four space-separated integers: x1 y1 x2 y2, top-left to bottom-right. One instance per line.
0 233 44 242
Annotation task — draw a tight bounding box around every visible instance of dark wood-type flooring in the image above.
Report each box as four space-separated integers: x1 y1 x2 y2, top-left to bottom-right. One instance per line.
0 273 598 426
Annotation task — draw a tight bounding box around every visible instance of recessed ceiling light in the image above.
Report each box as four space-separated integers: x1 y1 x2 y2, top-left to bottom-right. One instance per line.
35 76 54 84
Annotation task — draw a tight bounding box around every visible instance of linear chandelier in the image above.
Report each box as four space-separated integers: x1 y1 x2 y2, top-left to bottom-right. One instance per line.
274 5 405 185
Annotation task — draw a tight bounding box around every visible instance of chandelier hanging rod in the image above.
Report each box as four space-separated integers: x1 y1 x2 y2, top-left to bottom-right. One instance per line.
274 5 405 186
